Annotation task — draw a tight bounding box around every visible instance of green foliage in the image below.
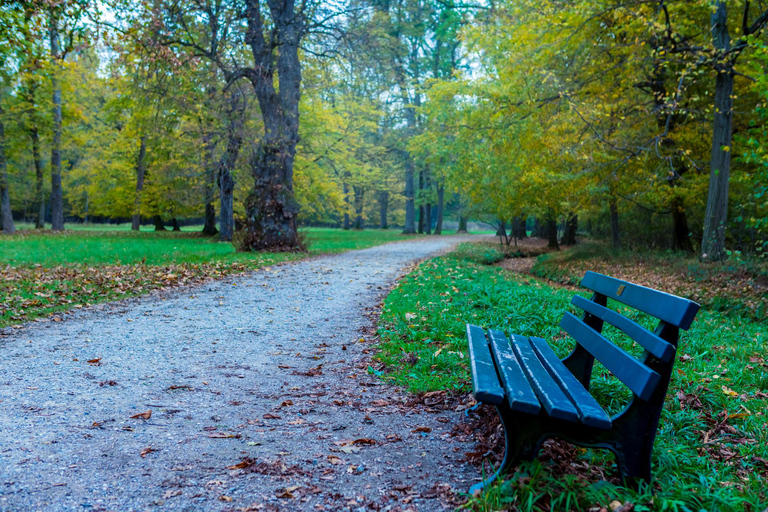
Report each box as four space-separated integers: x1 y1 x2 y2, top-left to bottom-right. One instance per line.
378 242 768 510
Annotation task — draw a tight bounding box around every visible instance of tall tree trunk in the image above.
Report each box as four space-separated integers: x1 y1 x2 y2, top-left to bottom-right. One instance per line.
434 185 444 234
218 90 245 243
547 216 559 250
201 131 218 236
236 0 304 251
403 158 415 233
512 216 527 239
49 8 64 231
561 213 577 246
171 218 181 231
31 125 45 229
0 105 15 234
378 191 388 229
342 182 351 230
153 215 166 231
131 135 147 231
457 214 468 233
610 198 621 250
701 1 733 262
353 185 364 230
417 169 425 234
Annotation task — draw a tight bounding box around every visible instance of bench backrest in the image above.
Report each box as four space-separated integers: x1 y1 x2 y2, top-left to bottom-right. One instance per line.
561 271 700 401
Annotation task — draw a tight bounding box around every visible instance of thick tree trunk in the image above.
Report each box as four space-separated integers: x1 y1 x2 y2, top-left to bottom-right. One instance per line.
201 132 218 236
561 214 577 246
171 218 181 231
353 185 364 230
547 217 559 250
49 9 64 231
131 135 147 231
31 126 45 229
0 106 15 234
342 182 351 230
610 198 621 250
378 191 388 229
434 185 444 234
671 195 693 253
153 215 166 231
457 214 468 233
701 1 733 262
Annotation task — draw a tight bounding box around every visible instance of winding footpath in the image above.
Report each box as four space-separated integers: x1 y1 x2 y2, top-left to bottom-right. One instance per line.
0 236 481 511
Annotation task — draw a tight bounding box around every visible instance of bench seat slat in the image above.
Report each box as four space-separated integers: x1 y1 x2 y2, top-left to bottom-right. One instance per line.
571 295 676 362
560 313 661 401
581 271 700 330
466 325 505 405
529 336 612 429
509 334 580 422
487 330 540 414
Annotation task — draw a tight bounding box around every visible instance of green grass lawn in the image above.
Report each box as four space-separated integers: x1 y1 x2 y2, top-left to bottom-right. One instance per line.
376 242 768 511
0 227 426 327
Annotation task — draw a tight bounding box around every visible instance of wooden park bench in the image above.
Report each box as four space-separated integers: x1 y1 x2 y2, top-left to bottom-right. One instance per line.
466 271 700 492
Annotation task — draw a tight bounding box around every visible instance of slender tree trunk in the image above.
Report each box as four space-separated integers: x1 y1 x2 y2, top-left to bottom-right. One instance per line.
218 88 244 242
342 182 351 230
610 198 621 250
403 159 415 233
201 131 218 236
513 216 527 239
701 1 734 262
353 185 364 230
153 215 166 231
378 191 388 229
171 218 181 231
49 8 64 231
31 126 45 229
0 105 15 234
434 185 444 234
131 135 147 231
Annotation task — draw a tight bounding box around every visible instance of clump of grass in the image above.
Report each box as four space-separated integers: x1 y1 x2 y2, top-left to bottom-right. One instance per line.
377 241 768 511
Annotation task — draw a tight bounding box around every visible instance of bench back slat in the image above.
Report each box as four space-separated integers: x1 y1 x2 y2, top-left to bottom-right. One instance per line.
571 296 676 362
560 312 661 400
581 272 700 330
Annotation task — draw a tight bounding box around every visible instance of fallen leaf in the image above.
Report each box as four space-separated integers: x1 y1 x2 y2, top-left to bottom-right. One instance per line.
219 495 233 502
140 447 156 457
130 410 152 420
411 426 432 433
228 458 257 470
722 386 739 397
208 432 240 439
263 413 281 420
352 438 377 445
162 490 182 499
87 358 102 365
327 455 343 465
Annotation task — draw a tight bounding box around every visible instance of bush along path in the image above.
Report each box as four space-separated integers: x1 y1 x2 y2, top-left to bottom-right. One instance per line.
0 236 480 512
376 243 768 511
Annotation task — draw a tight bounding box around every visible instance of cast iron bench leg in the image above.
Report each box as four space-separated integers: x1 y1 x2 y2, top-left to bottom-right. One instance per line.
469 402 538 494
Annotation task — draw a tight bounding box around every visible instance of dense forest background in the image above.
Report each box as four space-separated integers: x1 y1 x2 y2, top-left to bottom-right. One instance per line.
1 0 767 260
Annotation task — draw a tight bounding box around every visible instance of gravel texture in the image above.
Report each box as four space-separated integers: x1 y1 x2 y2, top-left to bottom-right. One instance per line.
0 236 482 512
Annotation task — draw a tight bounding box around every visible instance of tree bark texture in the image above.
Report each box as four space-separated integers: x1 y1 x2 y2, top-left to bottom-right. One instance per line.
49 8 64 231
0 105 15 234
434 185 444 234
512 217 527 239
217 91 245 243
235 0 305 251
547 217 559 250
171 218 181 231
457 214 468 233
701 1 733 262
131 135 147 231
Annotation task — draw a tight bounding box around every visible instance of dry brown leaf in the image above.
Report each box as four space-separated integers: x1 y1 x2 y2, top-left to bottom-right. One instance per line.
219 495 233 502
208 432 240 439
87 358 102 365
411 426 432 433
263 413 281 420
140 446 155 458
130 410 152 420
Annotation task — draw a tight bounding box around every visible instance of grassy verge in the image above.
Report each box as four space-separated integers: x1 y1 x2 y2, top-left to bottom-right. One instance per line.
0 227 421 328
376 242 768 511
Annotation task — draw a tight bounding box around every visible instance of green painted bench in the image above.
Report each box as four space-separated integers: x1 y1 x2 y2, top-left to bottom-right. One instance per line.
466 271 700 492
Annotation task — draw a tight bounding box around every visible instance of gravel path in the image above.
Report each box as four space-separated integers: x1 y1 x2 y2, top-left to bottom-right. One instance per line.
0 236 481 512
